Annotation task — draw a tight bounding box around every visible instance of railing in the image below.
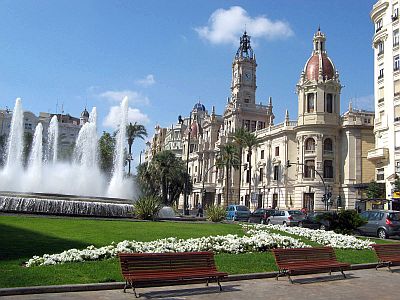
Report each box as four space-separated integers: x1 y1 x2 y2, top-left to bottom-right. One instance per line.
305 149 316 155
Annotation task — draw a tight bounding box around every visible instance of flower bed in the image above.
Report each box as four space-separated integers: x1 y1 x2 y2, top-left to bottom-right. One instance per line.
25 231 308 267
243 224 374 250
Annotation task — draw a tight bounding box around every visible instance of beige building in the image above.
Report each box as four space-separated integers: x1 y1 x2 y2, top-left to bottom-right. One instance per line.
147 30 375 211
370 0 400 210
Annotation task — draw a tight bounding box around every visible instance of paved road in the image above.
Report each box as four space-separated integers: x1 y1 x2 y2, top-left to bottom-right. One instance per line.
2 268 400 300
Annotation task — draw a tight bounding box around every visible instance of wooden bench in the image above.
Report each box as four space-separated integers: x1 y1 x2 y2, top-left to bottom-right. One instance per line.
372 243 400 272
118 251 228 297
272 247 350 283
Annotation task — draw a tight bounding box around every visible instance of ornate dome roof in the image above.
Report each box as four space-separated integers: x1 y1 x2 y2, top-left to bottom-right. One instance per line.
304 54 335 81
81 108 89 118
193 102 206 111
303 28 336 82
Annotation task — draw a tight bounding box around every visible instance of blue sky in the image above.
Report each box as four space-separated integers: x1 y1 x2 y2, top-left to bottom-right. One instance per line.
0 0 376 165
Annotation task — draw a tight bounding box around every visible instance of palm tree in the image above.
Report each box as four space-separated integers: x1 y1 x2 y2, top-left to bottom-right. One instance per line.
242 131 260 207
233 128 247 204
126 122 147 175
216 143 240 205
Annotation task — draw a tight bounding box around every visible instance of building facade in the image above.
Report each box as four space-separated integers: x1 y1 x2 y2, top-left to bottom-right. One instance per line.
370 0 400 209
146 30 375 211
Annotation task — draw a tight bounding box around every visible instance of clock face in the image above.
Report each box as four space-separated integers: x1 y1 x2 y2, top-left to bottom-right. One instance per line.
244 72 252 81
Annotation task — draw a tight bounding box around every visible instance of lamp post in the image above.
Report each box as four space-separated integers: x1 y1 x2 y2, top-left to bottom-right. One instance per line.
183 112 192 216
286 160 328 211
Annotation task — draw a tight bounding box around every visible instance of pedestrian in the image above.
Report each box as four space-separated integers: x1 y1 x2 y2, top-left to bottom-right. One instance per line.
197 204 203 217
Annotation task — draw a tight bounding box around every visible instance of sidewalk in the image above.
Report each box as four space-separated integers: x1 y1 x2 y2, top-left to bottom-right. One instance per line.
1 268 399 300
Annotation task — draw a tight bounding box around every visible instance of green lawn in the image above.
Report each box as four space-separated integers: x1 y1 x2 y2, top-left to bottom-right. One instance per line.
0 215 384 288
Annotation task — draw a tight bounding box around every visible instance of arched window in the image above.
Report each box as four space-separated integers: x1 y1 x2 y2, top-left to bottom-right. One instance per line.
324 138 333 153
305 138 315 152
307 93 315 113
326 94 333 113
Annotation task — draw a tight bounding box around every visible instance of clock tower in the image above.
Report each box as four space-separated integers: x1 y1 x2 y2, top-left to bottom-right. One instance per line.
231 31 257 105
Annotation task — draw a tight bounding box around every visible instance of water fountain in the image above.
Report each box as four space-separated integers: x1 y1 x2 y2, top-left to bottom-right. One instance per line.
0 98 135 217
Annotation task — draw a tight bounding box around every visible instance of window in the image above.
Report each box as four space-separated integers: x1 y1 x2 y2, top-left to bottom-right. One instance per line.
377 168 384 181
246 170 250 183
307 93 314 113
259 168 264 182
260 149 264 159
275 146 280 156
395 55 400 71
395 106 400 121
246 153 250 162
305 138 315 152
378 68 384 80
393 3 399 21
326 93 333 113
376 18 383 32
323 160 333 178
394 29 400 47
251 120 256 132
304 160 315 178
324 138 333 153
244 120 250 131
396 131 400 149
378 87 385 103
396 161 400 173
273 165 279 180
395 80 400 96
244 98 250 103
378 41 384 56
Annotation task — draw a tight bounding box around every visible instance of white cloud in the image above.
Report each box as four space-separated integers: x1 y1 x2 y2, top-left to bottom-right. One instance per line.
103 105 150 129
350 94 374 111
98 90 150 105
135 74 155 87
195 6 293 45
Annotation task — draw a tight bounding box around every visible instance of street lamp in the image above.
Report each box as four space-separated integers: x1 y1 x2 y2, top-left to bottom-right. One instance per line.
183 112 192 216
286 160 329 210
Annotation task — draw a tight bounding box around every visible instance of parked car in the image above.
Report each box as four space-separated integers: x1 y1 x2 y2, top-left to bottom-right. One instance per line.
248 208 275 224
357 210 400 239
300 211 336 230
226 205 251 221
266 210 305 226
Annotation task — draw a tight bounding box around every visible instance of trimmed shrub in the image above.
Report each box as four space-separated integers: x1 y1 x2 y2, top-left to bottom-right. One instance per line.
320 209 367 235
133 195 162 220
206 205 226 222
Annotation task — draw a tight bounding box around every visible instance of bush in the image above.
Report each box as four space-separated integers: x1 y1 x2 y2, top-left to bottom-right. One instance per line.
133 195 162 220
321 209 367 235
206 205 226 222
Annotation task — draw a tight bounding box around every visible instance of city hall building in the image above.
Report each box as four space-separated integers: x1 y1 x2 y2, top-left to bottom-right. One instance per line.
146 29 375 211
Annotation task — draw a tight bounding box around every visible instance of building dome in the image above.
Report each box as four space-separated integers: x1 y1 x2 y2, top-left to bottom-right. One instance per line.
303 28 336 82
81 108 89 118
304 54 335 81
193 102 206 111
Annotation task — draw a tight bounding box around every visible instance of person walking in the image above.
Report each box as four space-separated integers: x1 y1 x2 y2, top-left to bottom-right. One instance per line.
196 204 203 217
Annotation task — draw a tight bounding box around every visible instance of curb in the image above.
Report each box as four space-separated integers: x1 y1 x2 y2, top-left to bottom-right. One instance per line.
0 263 379 296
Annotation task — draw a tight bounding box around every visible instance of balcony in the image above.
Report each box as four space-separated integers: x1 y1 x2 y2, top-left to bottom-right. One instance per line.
367 148 389 161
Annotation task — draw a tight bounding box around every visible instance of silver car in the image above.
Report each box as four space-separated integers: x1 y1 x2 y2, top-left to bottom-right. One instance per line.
358 210 400 239
266 210 305 226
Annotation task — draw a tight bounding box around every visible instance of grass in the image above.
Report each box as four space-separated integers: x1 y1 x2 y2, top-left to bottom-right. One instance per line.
0 215 389 288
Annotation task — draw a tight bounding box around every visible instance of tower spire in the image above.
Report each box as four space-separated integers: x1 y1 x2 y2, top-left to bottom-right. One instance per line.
235 31 254 59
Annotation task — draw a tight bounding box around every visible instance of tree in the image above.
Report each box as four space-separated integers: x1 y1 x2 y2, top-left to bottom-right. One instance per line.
233 128 247 204
216 143 240 205
98 131 115 177
126 122 147 176
136 150 191 206
366 180 384 199
242 131 260 205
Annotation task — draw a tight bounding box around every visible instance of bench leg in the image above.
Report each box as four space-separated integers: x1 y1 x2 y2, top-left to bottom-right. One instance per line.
340 269 347 279
123 280 128 293
133 286 139 298
329 270 332 276
217 277 222 291
287 274 293 284
388 263 393 273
